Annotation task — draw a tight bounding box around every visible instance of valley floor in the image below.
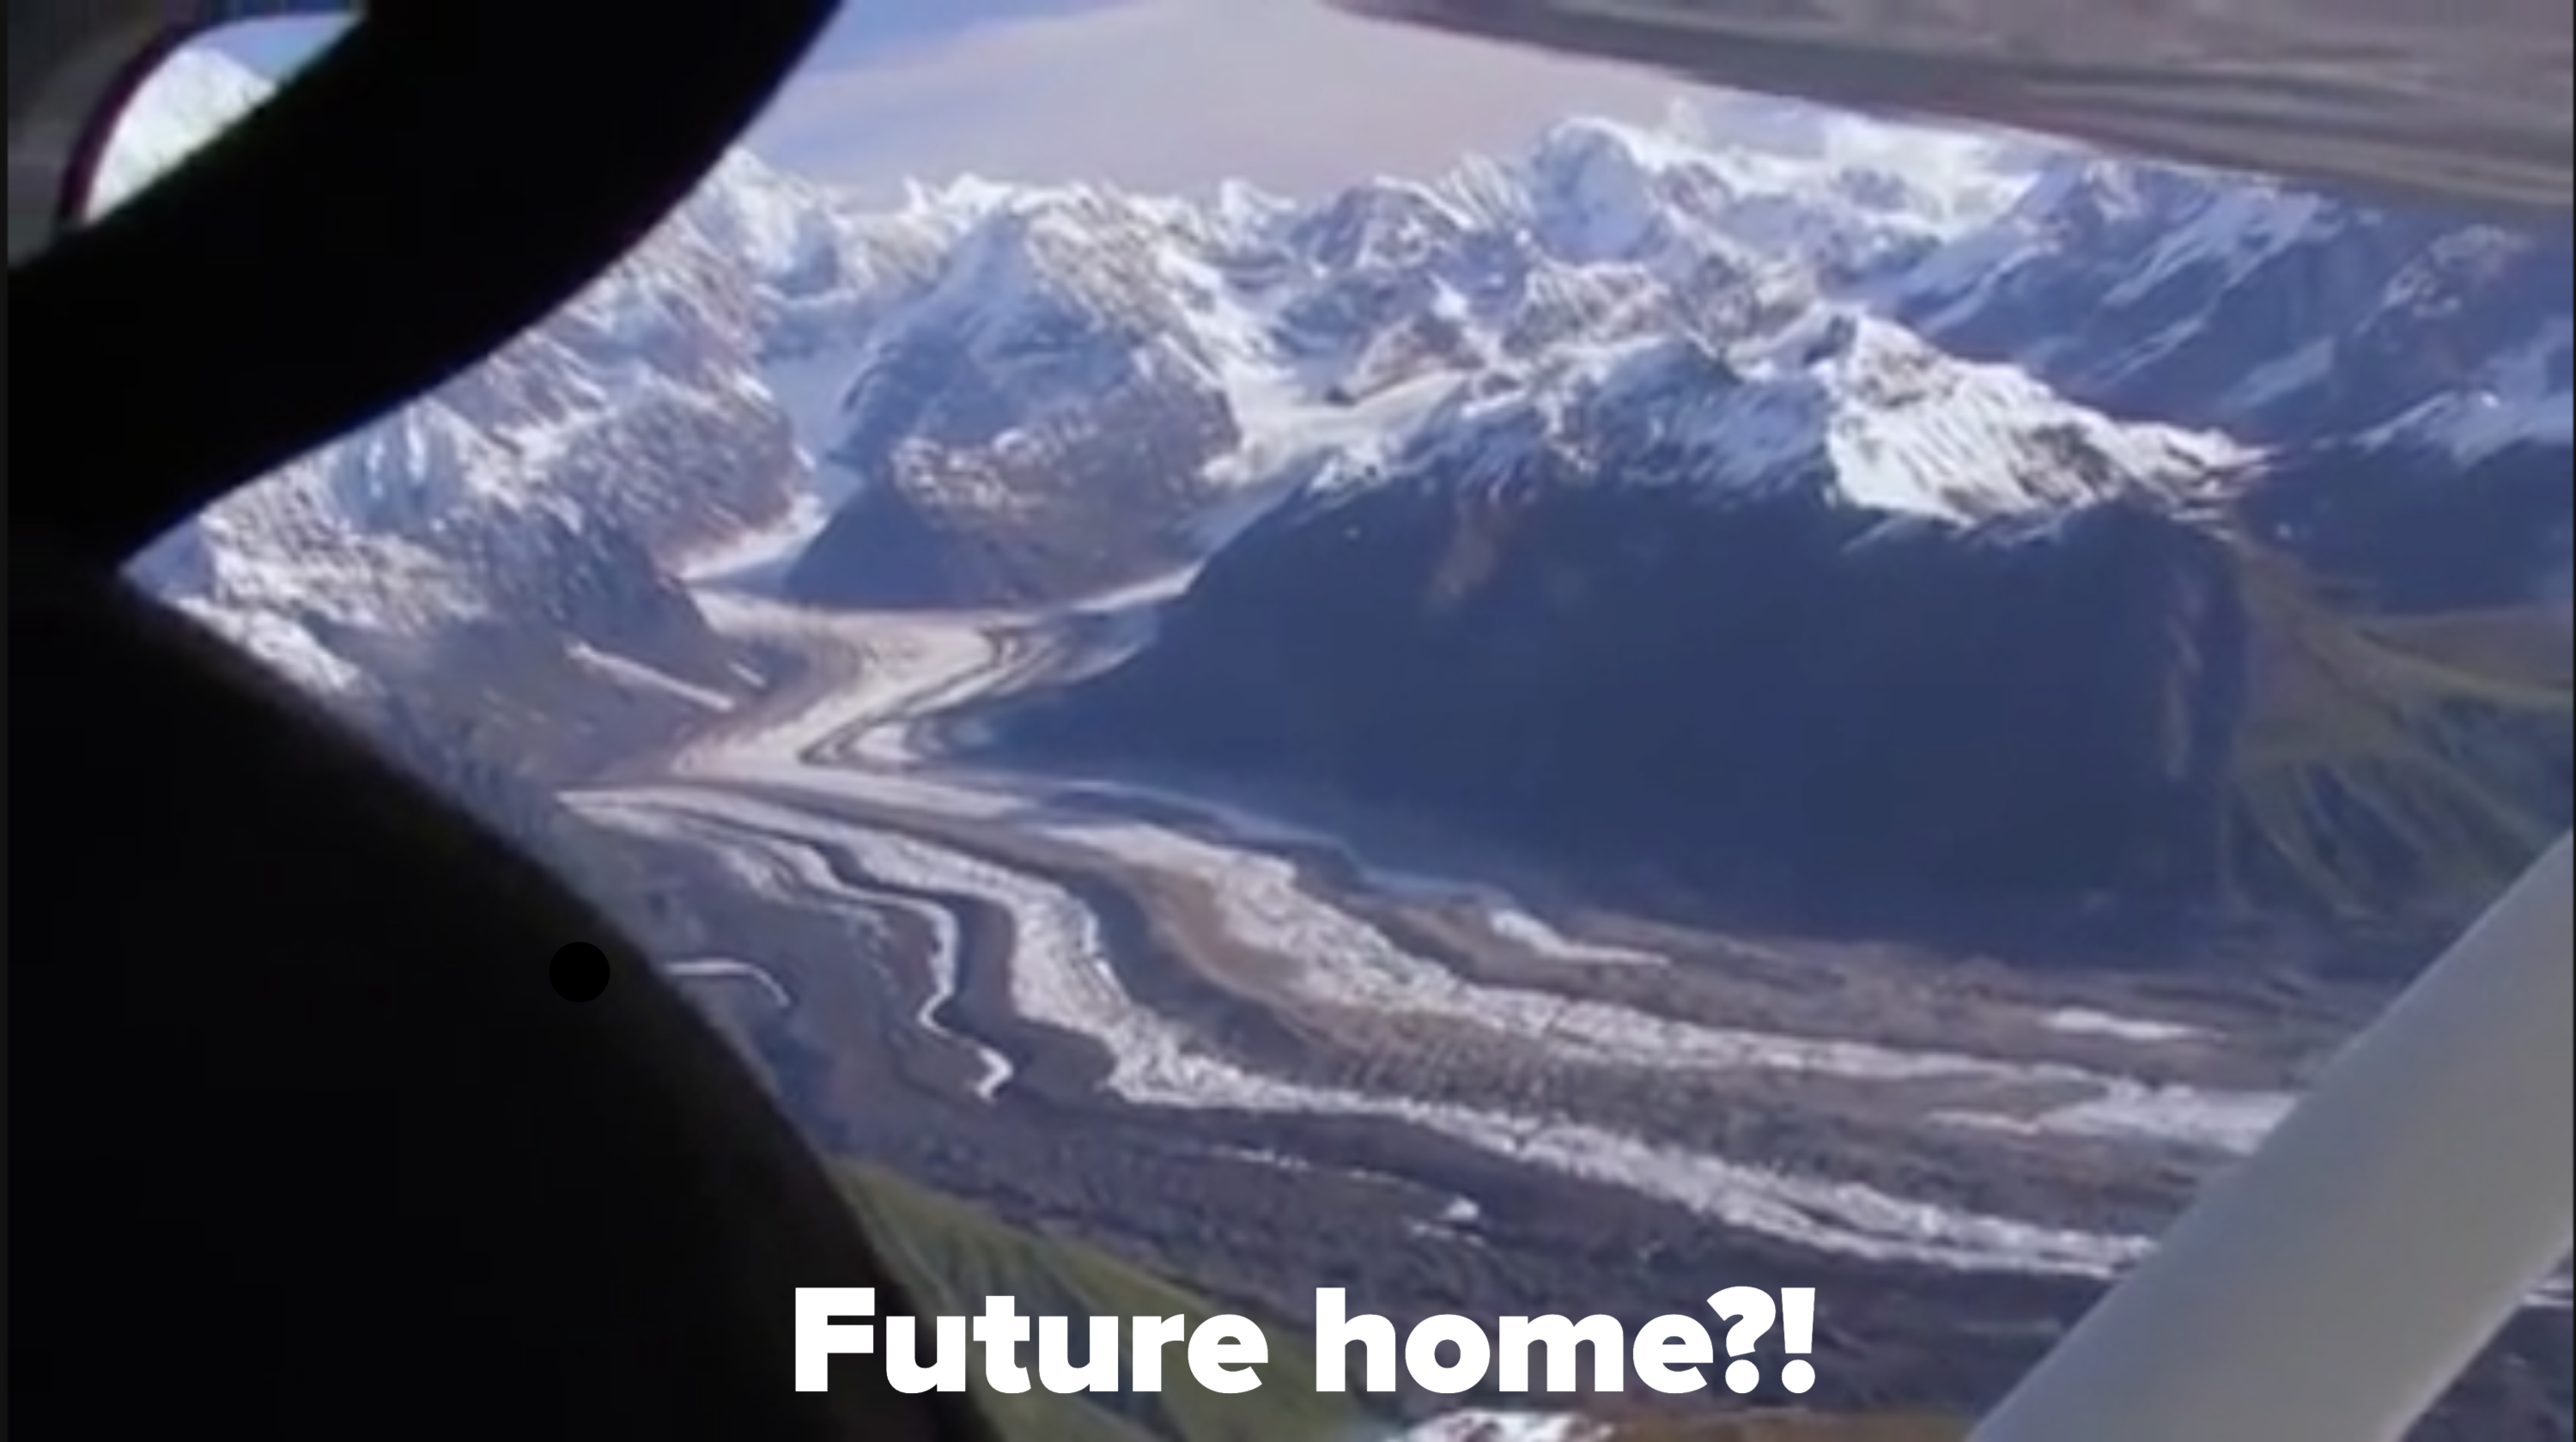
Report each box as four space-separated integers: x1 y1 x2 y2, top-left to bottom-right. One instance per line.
563 572 2573 1437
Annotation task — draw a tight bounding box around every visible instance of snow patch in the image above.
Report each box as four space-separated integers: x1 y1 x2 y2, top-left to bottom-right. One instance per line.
2043 1007 2204 1043
665 957 794 1008
566 643 738 711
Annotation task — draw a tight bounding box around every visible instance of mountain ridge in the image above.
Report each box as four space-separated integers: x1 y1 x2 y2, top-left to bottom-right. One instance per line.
112 49 2566 654
106 44 2573 930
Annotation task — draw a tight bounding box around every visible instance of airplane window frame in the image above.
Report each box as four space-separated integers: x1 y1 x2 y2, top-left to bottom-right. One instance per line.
17 5 2567 1441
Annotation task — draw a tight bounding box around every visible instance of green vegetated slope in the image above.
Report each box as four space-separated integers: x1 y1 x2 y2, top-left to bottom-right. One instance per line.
834 1162 1374 1442
2220 536 2572 922
831 1163 1968 1442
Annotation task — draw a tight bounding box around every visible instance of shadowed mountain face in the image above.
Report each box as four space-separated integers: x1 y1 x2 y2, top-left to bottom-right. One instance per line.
997 438 2568 936
999 479 2253 921
2240 440 2575 614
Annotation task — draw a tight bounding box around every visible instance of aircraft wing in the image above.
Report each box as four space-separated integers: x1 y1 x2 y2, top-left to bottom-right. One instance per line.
1331 0 2573 222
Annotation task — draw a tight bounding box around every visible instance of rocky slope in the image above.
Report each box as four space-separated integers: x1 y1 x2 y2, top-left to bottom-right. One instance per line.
103 51 946 773
1890 157 2573 447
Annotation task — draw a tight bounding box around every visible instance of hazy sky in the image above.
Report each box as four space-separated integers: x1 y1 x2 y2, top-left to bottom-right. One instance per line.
204 1 1700 197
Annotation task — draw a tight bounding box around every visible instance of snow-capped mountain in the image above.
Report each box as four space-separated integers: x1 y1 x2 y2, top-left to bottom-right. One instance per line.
108 46 2567 826
775 107 2058 608
107 52 942 756
1893 155 2573 451
918 137 2566 930
772 109 2562 611
780 186 1255 606
1316 313 2245 523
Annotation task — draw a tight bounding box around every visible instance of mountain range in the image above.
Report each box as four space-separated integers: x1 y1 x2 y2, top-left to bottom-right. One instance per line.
110 48 2572 934
91 42 2573 1442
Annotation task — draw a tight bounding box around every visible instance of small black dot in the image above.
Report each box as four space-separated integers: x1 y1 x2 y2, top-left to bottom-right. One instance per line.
552 942 610 1002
